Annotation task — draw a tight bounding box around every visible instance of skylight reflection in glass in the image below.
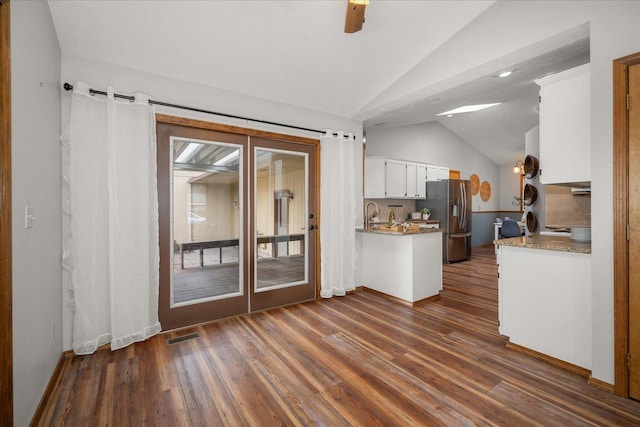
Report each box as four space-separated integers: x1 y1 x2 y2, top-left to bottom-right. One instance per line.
173 138 240 173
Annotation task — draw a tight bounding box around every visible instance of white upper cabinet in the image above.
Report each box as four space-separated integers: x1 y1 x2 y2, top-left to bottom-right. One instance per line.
416 164 428 198
426 164 449 182
405 163 418 198
437 166 450 181
364 158 434 199
385 159 407 198
535 64 591 185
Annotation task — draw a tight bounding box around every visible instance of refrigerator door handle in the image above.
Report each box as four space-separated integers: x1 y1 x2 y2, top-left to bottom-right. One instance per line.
460 182 466 229
450 232 472 238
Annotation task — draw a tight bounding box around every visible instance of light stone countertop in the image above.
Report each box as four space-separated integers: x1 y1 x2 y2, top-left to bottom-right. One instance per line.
356 226 443 236
494 234 591 254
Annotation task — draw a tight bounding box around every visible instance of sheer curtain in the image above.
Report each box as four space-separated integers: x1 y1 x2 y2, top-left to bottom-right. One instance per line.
320 130 357 298
62 81 161 355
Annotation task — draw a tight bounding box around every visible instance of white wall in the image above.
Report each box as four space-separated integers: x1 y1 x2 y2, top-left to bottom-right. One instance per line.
365 122 500 211
587 1 640 385
524 125 545 235
499 165 523 212
11 2 62 426
60 55 364 350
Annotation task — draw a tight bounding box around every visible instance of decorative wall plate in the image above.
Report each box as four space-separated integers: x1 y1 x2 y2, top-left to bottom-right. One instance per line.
480 180 491 202
470 174 480 195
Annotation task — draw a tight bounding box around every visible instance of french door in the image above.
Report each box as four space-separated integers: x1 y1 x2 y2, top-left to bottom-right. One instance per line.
156 120 317 330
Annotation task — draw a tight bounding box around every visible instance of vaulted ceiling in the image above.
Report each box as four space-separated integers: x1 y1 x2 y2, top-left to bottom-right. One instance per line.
47 0 589 166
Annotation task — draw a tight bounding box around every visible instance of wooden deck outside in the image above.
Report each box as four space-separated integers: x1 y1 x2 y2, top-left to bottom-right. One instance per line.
174 250 305 303
34 246 640 426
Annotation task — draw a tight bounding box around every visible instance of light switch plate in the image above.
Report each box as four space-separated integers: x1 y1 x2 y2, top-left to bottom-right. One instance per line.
24 205 34 229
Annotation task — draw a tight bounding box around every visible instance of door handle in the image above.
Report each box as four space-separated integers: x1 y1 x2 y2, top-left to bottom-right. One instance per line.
308 224 318 231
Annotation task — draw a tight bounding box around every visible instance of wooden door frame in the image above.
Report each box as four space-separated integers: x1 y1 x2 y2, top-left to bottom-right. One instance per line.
0 0 11 423
613 51 640 397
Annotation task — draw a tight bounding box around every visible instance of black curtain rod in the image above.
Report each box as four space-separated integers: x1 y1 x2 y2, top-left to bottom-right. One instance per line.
62 83 354 140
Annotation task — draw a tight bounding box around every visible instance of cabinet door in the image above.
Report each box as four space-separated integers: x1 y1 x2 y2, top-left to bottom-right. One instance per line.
437 166 450 181
427 165 449 181
364 158 386 198
416 164 427 198
426 165 439 181
385 160 406 198
405 162 417 198
537 65 590 184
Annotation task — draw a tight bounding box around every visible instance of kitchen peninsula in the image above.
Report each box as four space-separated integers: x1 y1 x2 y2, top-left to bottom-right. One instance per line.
495 235 592 372
357 226 443 305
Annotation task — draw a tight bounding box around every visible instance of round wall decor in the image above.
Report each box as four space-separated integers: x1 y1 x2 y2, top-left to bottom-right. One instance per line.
526 211 538 232
524 155 540 179
480 180 491 202
523 184 538 206
470 174 480 195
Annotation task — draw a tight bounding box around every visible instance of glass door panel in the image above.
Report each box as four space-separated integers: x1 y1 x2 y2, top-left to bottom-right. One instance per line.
157 123 248 330
254 148 307 290
250 137 317 312
171 137 243 305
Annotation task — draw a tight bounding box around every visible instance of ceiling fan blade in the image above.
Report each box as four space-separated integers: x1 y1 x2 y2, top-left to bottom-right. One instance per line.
344 1 366 34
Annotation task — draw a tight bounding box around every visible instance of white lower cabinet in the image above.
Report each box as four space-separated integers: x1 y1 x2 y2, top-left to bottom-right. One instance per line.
498 245 591 369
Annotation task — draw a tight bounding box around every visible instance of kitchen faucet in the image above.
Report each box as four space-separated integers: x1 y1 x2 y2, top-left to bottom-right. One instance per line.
364 201 379 228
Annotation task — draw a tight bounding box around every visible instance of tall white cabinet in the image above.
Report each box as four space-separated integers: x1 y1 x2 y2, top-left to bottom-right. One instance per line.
535 64 591 185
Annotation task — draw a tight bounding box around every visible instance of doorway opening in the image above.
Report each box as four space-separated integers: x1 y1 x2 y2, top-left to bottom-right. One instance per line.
613 50 640 399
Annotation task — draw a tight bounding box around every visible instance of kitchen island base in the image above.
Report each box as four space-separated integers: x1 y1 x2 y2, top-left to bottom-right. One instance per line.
360 230 443 304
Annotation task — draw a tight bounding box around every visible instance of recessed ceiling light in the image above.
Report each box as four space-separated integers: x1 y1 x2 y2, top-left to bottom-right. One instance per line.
497 70 514 78
436 103 501 116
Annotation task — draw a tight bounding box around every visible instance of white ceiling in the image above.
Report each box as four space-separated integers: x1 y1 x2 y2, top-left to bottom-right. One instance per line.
47 0 589 166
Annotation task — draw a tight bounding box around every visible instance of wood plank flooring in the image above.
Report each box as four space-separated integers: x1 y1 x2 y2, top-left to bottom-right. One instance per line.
35 246 640 426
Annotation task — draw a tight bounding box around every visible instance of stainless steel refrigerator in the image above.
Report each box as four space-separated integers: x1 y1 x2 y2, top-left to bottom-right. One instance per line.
417 179 472 263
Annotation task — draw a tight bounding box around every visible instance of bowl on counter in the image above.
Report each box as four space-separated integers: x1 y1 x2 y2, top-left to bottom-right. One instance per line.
571 227 591 242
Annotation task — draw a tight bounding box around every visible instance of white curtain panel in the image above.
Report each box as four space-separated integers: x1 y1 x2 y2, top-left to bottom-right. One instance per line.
320 130 357 298
62 81 161 355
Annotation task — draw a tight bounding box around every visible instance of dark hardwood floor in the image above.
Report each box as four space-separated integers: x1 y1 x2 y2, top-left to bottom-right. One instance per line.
35 246 640 426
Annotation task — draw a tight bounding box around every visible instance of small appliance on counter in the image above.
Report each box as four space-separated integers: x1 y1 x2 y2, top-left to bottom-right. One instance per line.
417 179 472 263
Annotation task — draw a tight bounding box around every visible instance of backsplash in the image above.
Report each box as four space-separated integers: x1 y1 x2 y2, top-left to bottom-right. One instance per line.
364 199 416 223
545 185 591 227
